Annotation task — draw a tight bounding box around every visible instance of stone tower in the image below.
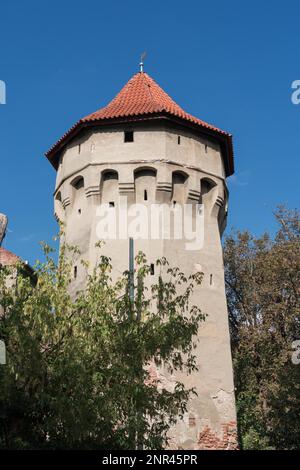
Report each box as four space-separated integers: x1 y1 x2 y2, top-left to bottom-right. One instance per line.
45 70 237 449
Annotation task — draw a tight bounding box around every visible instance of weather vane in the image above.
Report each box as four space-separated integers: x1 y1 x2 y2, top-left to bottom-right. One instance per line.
139 52 147 72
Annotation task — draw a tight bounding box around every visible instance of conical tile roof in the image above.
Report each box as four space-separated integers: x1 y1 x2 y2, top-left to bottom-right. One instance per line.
46 72 234 175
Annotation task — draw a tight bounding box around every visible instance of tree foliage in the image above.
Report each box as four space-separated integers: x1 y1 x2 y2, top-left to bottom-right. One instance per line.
224 206 300 449
0 239 204 449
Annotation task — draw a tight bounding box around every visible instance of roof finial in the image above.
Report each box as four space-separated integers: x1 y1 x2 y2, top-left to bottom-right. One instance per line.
139 51 147 73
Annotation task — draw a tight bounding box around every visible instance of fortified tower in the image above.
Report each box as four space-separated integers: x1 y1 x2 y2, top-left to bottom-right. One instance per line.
45 68 237 449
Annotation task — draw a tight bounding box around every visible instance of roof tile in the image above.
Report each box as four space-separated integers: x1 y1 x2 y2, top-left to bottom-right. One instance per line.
46 72 234 174
82 73 226 135
0 247 20 266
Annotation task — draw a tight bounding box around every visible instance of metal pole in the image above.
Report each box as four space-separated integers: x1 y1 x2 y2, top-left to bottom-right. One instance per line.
129 237 134 303
0 340 6 365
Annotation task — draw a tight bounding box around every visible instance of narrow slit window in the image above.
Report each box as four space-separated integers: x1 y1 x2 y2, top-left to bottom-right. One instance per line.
178 136 181 145
109 201 115 208
78 143 81 154
124 130 134 143
205 144 208 153
150 263 155 275
78 208 81 214
74 266 78 279
210 274 213 285
144 190 148 201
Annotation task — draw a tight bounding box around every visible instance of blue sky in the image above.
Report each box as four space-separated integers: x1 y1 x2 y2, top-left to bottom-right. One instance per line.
0 0 299 264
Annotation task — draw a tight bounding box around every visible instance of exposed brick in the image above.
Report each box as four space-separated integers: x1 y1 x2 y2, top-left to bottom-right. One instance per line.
197 421 238 450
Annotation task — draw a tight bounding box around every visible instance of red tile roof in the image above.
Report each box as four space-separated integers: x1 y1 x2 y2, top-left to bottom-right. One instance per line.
46 72 234 175
82 72 227 132
0 247 20 266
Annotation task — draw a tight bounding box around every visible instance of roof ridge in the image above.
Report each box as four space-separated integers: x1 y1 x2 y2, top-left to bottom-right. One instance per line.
141 72 165 112
145 72 186 112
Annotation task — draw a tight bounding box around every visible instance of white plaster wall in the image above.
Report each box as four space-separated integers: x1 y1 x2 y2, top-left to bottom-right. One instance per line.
53 124 236 449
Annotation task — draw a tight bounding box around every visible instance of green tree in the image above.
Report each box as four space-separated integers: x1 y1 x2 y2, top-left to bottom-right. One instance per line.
224 207 300 449
0 239 204 449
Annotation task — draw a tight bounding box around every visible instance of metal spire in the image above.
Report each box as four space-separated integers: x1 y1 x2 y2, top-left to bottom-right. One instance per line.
139 52 146 72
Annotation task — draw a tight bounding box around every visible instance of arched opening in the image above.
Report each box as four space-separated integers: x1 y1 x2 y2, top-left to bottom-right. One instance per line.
71 175 84 190
134 168 157 203
201 178 216 196
54 191 64 222
171 171 188 204
200 177 217 206
55 191 62 203
102 170 118 182
100 170 119 205
70 175 85 211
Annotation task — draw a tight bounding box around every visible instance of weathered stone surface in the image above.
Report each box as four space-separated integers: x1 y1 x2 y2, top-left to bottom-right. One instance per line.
47 73 237 449
0 213 8 246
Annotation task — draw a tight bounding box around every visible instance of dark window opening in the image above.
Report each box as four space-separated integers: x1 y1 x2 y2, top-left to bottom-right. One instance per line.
109 201 115 207
210 274 213 285
201 179 216 196
150 263 155 275
103 171 118 181
78 208 81 214
124 130 134 143
73 177 84 190
173 201 177 207
172 171 187 185
205 144 208 153
178 136 181 145
55 192 62 202
78 143 81 154
144 190 148 201
74 266 78 279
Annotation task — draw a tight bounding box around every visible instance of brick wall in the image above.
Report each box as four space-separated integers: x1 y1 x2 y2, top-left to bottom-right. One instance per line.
197 421 238 450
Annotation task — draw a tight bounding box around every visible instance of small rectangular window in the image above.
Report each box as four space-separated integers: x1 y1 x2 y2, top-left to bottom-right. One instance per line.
74 266 77 279
109 201 115 207
144 190 148 201
178 136 181 145
124 130 134 142
150 263 155 275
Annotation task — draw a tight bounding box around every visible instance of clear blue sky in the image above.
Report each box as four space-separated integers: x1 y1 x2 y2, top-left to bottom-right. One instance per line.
0 0 299 264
